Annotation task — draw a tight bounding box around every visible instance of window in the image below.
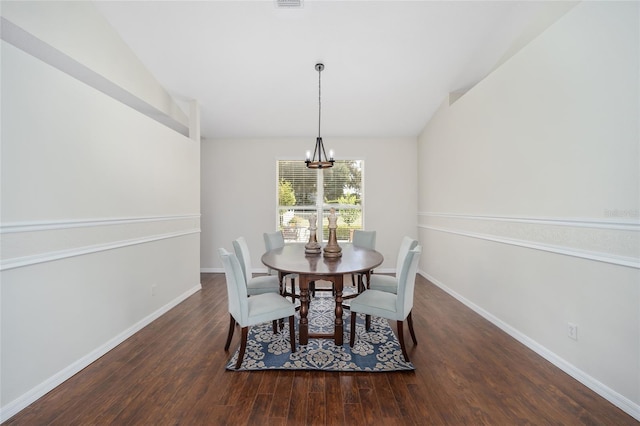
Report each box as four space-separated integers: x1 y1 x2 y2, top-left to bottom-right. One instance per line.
277 160 363 242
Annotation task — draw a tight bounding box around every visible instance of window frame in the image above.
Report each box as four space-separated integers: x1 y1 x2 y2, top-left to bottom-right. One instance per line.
276 158 364 243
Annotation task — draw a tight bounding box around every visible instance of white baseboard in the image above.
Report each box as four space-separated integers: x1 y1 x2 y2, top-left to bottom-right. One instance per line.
418 270 640 422
0 283 202 423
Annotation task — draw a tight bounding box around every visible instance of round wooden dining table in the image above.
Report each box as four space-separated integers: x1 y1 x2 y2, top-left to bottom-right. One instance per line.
262 243 383 345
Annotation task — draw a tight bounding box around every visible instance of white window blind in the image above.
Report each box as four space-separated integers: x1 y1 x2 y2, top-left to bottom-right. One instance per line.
277 160 363 242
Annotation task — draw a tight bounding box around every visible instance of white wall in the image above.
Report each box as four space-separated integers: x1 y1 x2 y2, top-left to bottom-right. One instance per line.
1 1 189 134
201 137 417 273
0 3 200 421
417 1 639 419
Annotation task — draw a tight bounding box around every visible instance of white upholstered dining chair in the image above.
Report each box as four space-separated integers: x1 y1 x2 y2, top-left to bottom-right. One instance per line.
232 236 280 296
263 231 299 302
219 248 296 369
349 245 421 362
351 229 377 292
368 236 418 294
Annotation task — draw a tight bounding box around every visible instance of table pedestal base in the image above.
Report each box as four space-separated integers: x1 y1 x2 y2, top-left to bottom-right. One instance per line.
299 273 344 346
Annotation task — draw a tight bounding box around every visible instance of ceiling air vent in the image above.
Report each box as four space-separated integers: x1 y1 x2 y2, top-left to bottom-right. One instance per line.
275 0 303 9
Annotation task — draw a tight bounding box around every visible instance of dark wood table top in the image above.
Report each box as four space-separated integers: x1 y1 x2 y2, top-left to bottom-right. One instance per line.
261 243 383 276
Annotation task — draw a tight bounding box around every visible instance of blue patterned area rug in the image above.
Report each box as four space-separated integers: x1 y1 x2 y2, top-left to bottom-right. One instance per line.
225 285 415 372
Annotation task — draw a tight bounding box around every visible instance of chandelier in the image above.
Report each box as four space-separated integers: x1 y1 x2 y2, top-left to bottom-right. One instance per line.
305 63 334 169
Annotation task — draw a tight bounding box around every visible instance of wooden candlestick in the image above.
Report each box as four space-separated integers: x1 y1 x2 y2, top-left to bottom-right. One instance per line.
323 208 342 258
305 213 321 255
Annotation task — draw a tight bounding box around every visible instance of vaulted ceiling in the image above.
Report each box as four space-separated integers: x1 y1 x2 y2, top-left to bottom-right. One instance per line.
95 1 576 140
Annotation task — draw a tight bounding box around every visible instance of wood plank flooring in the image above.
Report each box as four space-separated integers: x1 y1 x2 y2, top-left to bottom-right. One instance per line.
4 273 637 425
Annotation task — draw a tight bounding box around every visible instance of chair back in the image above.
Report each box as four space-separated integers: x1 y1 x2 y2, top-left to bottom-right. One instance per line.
352 230 376 250
395 245 422 319
232 236 253 283
263 231 285 275
396 236 418 276
219 248 249 325
264 231 285 250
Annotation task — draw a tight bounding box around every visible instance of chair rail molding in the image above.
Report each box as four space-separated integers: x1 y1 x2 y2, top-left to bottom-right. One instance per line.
0 214 201 233
0 214 201 271
418 212 640 269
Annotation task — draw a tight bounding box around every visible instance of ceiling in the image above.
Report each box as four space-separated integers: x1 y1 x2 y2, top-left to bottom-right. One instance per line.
94 1 575 140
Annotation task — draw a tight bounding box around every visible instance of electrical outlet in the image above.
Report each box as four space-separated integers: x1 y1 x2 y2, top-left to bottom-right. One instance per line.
568 322 578 340
151 285 157 296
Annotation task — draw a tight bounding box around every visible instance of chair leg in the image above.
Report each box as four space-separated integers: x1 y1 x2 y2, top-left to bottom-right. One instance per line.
235 326 249 369
365 314 371 331
350 312 357 347
407 311 418 345
397 320 410 362
288 315 296 353
224 314 236 351
291 277 296 303
273 320 278 333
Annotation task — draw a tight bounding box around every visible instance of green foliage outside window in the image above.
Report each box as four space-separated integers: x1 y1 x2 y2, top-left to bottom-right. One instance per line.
337 194 360 227
278 179 296 206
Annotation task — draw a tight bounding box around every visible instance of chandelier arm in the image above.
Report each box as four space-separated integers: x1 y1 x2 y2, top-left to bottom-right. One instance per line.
319 138 328 163
313 138 320 162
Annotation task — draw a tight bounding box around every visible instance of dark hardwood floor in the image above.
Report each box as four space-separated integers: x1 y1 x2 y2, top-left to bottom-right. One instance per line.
5 273 637 425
